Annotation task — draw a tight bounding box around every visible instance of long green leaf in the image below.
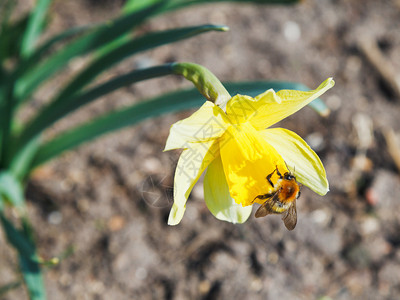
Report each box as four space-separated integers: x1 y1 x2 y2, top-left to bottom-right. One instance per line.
52 24 228 107
0 171 25 207
0 5 27 62
111 0 294 57
19 253 46 300
17 65 174 152
103 0 295 57
123 0 161 14
30 81 327 169
20 0 52 57
168 0 299 10
0 214 46 300
123 0 299 16
14 2 166 102
31 88 202 168
0 281 22 296
96 0 157 56
1 73 17 169
9 136 41 181
19 25 91 76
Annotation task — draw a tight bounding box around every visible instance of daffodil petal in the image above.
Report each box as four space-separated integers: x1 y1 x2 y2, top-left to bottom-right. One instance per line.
225 94 262 125
220 122 287 206
204 155 252 223
261 128 329 195
253 78 334 130
228 78 334 131
226 90 283 125
164 101 230 151
168 141 219 225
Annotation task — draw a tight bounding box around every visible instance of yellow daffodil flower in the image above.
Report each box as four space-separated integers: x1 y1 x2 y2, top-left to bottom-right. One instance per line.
165 77 334 225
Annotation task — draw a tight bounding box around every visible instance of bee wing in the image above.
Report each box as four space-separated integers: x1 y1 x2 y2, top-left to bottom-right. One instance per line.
254 192 278 218
254 202 272 218
282 200 297 231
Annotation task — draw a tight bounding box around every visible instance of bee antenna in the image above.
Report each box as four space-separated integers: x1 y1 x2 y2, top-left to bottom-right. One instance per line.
284 160 290 172
284 160 296 175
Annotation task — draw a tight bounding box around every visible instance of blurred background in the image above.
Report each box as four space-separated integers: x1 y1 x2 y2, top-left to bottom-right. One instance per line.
2 0 400 299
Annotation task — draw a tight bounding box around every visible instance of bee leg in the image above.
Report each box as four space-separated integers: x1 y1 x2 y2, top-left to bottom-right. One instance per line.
252 193 273 203
266 168 277 187
276 166 283 179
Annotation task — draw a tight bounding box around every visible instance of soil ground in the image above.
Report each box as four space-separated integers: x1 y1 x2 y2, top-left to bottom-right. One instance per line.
2 0 400 299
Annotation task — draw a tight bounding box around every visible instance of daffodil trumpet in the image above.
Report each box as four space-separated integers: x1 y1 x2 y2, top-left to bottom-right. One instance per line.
166 63 334 225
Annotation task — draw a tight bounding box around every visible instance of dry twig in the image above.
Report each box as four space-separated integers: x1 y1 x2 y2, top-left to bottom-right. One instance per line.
358 37 400 99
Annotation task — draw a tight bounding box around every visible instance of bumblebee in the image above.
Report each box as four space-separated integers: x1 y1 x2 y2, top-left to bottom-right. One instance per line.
253 166 301 230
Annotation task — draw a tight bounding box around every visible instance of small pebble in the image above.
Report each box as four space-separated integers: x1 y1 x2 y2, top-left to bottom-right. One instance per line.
283 21 301 42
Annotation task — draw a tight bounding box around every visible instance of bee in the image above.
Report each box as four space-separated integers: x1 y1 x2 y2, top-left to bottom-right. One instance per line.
253 166 301 231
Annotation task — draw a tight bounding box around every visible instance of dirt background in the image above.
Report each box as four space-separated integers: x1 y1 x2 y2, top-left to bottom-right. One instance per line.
2 0 400 299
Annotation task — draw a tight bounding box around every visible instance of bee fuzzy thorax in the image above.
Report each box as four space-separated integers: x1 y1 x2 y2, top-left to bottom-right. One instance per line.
277 176 300 204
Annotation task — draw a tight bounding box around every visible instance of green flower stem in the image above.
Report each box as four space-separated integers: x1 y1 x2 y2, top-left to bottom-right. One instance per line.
172 62 231 109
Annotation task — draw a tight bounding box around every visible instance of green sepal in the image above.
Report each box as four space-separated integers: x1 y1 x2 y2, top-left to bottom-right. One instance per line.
172 62 231 107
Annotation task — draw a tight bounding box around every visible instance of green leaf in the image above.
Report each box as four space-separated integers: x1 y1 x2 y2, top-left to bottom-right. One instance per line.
122 0 299 19
14 2 166 102
123 0 162 14
147 0 299 12
0 280 22 296
96 0 160 59
307 96 330 117
31 88 203 168
0 214 46 300
94 0 152 58
0 11 28 61
20 0 52 57
19 254 46 300
9 136 41 181
53 24 228 107
20 25 91 76
17 65 174 151
1 78 18 170
0 171 25 207
30 80 326 169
